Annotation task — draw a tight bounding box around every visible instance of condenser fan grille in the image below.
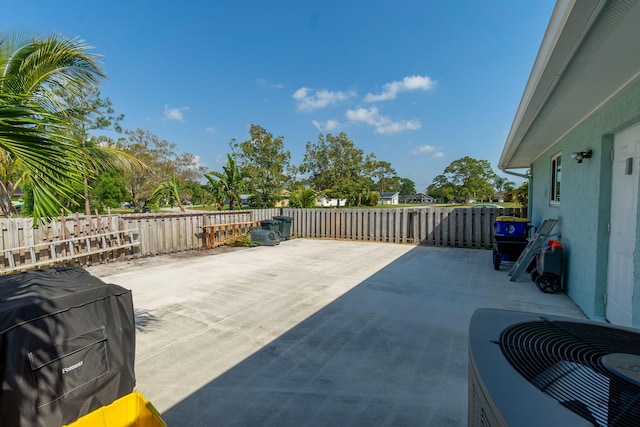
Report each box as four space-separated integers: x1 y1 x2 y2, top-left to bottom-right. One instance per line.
500 320 640 426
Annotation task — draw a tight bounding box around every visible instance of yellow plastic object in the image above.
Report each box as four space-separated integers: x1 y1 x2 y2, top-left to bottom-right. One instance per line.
495 216 530 222
63 392 166 427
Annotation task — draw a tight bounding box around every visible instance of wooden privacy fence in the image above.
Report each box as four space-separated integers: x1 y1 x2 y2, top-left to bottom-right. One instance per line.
201 221 258 249
0 214 139 274
0 229 139 272
280 207 527 249
120 209 277 254
0 207 525 273
0 209 279 274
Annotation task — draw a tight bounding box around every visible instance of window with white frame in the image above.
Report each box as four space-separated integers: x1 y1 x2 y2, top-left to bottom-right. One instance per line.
551 153 561 204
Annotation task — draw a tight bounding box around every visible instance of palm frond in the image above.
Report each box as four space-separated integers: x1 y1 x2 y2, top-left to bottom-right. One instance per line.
0 98 84 221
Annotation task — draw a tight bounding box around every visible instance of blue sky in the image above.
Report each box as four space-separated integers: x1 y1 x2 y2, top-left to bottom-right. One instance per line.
3 1 555 192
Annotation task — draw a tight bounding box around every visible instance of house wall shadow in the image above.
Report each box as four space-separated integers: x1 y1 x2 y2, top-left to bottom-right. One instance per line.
160 242 570 426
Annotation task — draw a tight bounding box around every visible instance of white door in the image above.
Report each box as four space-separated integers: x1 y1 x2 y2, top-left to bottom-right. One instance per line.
607 123 640 326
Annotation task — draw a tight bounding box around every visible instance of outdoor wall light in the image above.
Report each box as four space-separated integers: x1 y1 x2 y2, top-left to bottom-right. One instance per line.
571 149 592 163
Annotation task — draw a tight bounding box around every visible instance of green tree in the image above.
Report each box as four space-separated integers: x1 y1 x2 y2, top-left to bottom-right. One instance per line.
0 32 105 221
363 191 380 206
299 132 367 207
443 156 497 204
91 170 129 210
202 175 226 209
427 174 457 202
152 173 185 212
513 181 529 206
206 154 249 210
399 177 416 195
55 86 137 215
369 160 397 193
183 180 206 205
115 129 202 210
288 186 323 208
493 176 516 193
231 124 291 208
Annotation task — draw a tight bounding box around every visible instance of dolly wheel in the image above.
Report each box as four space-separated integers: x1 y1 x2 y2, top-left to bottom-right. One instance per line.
536 274 561 294
530 269 540 283
493 251 501 270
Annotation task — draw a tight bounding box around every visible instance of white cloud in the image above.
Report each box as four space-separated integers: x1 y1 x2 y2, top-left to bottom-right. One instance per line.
376 120 420 134
204 127 216 134
413 145 445 158
413 145 436 154
164 105 189 122
293 87 355 111
312 119 341 132
256 78 284 89
188 155 206 170
364 75 435 102
345 106 379 125
345 106 420 134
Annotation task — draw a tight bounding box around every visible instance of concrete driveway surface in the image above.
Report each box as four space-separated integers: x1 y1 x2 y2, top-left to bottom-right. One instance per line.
87 239 584 426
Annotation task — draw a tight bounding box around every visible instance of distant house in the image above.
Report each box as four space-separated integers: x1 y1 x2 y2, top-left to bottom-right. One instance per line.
499 0 640 326
275 191 290 208
494 192 505 203
379 192 400 205
318 197 347 207
274 198 289 208
400 193 435 204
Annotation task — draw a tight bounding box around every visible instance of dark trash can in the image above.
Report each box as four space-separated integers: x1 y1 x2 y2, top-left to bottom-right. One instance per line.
273 215 293 240
259 219 281 233
530 240 564 293
258 219 282 242
251 227 280 246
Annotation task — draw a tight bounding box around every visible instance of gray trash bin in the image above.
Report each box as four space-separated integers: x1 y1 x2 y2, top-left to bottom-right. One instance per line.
260 219 281 233
530 241 564 294
251 228 280 246
273 216 293 240
259 219 282 240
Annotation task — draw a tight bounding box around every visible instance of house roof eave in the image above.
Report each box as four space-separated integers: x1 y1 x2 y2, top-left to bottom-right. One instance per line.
499 0 608 170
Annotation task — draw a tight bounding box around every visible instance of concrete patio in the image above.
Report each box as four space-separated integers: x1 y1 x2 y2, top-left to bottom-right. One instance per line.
88 239 585 426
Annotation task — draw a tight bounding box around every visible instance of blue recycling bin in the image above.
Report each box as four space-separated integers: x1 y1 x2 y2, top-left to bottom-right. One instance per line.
494 216 530 237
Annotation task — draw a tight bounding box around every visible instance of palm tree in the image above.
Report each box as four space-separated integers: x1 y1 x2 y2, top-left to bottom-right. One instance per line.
288 186 322 208
493 176 516 193
513 181 529 207
202 175 225 210
0 31 106 221
205 154 249 210
152 173 185 212
0 97 83 219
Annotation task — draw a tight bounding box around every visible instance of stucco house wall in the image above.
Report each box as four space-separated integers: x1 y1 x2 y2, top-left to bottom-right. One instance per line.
529 78 640 322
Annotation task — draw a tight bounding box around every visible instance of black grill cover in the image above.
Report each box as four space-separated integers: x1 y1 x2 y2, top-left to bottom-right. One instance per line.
0 267 135 427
